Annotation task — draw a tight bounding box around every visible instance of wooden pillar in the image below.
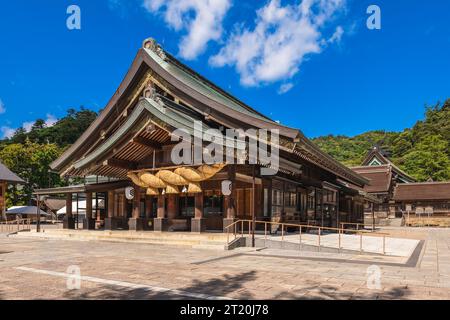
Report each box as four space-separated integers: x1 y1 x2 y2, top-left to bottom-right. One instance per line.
336 191 340 230
132 189 141 219
36 195 41 233
372 202 375 231
194 193 203 219
63 193 75 229
66 193 73 218
154 195 168 231
0 182 6 221
86 193 93 219
157 195 165 219
167 194 178 219
251 165 256 247
192 192 205 233
145 197 153 219
129 188 149 231
83 192 95 230
104 190 118 230
107 191 114 218
118 194 126 218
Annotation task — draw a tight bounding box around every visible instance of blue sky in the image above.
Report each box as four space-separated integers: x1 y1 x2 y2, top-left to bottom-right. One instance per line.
0 0 449 139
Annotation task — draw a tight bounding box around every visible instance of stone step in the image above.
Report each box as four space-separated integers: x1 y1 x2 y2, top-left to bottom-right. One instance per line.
13 230 228 250
40 229 228 241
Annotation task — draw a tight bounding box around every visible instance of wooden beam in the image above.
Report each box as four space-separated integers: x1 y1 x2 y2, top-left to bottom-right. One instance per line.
131 136 162 150
103 158 138 170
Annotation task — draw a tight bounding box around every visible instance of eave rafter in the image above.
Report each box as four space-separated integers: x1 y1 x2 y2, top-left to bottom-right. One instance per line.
103 158 138 171
131 136 162 150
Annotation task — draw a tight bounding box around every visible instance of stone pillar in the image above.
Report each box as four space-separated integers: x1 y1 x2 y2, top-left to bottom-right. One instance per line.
223 165 236 232
83 192 95 230
154 195 168 231
63 193 75 229
191 193 205 233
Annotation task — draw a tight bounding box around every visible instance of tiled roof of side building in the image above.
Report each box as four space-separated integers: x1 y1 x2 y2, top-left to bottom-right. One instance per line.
352 165 392 193
0 162 25 184
393 182 450 201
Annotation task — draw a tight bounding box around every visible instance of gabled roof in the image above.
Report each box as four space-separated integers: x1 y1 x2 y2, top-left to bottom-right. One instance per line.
43 198 67 211
352 165 393 193
0 162 25 184
393 182 450 201
361 146 415 183
50 38 369 187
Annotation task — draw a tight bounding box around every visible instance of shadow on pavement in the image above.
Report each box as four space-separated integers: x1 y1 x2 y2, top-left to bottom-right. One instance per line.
273 284 410 300
63 271 257 300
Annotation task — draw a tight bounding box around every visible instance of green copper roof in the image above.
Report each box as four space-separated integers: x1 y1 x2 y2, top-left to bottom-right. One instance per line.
145 48 278 124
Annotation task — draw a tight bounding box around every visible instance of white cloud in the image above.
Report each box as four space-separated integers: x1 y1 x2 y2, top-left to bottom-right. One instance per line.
210 0 345 86
22 114 57 132
327 25 344 44
0 99 5 114
143 0 231 59
22 122 34 132
1 126 15 139
278 83 294 94
45 114 57 127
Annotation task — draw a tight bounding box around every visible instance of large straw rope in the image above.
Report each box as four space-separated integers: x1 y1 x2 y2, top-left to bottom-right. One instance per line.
127 164 226 194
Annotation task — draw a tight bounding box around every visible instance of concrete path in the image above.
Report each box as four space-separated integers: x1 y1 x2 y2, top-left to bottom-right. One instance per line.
260 232 420 257
1 228 450 300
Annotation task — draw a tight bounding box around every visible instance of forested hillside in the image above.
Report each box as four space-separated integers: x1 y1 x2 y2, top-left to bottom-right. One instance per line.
313 99 450 182
0 108 97 206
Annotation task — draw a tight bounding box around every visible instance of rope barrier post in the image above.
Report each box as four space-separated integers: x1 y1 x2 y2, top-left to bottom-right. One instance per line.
264 222 267 246
318 227 321 252
383 235 386 255
338 231 341 253
360 233 363 253
299 226 302 251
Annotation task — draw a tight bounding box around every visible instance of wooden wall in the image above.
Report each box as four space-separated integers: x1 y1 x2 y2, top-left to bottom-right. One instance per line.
0 181 6 220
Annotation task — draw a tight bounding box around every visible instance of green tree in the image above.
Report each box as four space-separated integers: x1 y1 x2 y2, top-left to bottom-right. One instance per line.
0 140 64 206
402 135 450 181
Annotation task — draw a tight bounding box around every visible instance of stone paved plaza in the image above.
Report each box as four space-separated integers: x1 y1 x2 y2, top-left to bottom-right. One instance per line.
1 227 450 300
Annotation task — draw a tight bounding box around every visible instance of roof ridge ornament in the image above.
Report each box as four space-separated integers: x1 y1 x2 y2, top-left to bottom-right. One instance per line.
142 37 167 60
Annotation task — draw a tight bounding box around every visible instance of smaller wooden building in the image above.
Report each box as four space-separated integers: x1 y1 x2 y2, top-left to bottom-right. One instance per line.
393 182 450 216
352 147 415 219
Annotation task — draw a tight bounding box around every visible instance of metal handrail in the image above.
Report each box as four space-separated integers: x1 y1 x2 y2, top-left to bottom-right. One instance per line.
225 219 388 255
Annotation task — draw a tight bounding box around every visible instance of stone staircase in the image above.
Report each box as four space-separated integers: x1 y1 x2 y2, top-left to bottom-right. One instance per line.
12 229 229 251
